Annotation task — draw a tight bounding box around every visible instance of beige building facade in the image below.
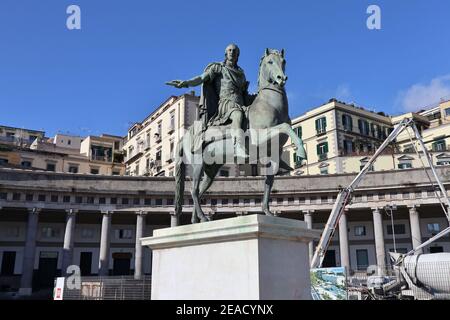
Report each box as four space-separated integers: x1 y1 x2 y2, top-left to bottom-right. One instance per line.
282 98 450 176
0 132 125 176
123 93 239 178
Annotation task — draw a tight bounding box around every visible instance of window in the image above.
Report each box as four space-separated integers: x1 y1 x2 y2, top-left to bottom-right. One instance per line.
68 139 71 145
155 199 162 206
1 251 16 276
75 196 83 204
26 194 34 201
144 198 151 205
21 161 32 168
233 199 239 205
293 152 303 167
12 193 21 201
169 112 175 132
343 139 354 155
427 223 440 234
69 166 79 173
317 142 328 160
156 150 162 161
315 117 327 135
41 227 60 238
432 139 446 152
356 249 369 270
133 198 140 205
116 229 133 239
320 167 328 175
63 196 71 203
0 192 6 200
158 121 162 135
445 108 450 117
0 158 9 165
430 246 444 253
398 163 412 170
387 224 406 235
219 170 229 177
87 197 94 204
90 168 99 175
112 170 120 176
38 194 46 202
222 199 228 205
51 195 58 203
110 197 117 204
360 162 374 172
358 119 370 136
354 226 366 236
342 114 353 131
437 160 450 166
46 163 56 172
122 198 129 205
81 228 94 239
294 126 302 138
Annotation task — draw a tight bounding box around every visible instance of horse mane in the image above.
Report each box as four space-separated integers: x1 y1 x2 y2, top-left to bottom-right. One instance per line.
257 49 283 91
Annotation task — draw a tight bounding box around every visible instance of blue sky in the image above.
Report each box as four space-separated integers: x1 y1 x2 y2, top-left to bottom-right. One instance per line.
1 0 449 137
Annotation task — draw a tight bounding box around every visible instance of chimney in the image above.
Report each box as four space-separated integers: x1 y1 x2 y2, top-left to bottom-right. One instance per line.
190 90 196 96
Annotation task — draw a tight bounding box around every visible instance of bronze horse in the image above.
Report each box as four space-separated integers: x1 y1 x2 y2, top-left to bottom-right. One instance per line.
174 49 306 223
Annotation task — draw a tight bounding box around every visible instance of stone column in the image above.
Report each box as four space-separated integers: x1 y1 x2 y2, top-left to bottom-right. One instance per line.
302 210 314 263
62 209 77 276
372 207 386 275
19 208 40 296
98 211 112 276
409 205 422 254
170 212 179 227
134 211 147 278
339 210 350 272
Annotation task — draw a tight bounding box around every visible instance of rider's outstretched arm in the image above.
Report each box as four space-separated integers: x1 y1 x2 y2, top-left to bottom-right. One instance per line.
166 72 211 89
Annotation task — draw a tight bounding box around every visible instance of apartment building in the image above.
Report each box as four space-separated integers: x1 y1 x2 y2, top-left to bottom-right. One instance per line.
279 98 450 176
0 126 45 150
285 99 393 175
123 92 239 178
0 132 125 176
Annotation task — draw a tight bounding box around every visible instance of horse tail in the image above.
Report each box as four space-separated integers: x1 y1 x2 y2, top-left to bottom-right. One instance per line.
174 139 186 217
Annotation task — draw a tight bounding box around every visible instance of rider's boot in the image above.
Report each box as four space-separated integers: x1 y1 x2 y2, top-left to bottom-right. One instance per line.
233 130 248 160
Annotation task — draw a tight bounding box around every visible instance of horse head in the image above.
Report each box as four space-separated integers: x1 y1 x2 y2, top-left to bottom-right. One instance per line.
258 48 288 89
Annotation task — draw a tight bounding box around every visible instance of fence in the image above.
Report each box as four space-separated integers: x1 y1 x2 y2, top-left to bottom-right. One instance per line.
59 276 151 300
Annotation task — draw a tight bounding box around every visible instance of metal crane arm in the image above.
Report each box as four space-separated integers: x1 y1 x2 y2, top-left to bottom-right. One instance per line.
310 118 415 269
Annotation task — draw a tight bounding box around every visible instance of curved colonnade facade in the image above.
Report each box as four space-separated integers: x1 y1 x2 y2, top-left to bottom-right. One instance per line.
0 166 449 295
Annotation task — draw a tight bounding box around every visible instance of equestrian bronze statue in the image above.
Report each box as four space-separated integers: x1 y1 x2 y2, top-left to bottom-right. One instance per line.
167 45 306 224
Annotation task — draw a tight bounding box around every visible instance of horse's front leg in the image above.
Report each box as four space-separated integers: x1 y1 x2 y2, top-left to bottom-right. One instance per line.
256 123 306 159
262 175 274 216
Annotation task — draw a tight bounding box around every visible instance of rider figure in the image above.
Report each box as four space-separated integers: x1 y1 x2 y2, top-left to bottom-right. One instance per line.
167 44 254 158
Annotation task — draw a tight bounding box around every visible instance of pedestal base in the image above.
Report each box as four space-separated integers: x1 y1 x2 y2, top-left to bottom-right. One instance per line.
141 214 320 300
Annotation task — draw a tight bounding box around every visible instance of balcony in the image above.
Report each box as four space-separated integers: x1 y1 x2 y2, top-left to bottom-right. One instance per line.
318 153 328 161
167 124 175 134
316 128 326 136
294 161 303 169
124 150 143 164
91 155 112 162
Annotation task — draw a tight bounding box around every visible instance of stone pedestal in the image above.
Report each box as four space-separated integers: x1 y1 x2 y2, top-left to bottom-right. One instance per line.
141 214 321 300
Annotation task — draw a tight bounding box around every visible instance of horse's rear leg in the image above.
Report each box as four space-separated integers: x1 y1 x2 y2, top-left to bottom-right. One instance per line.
262 175 274 216
191 164 209 223
193 164 222 221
